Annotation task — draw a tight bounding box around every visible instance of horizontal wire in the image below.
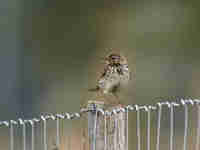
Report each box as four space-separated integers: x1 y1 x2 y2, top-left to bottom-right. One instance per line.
0 98 200 128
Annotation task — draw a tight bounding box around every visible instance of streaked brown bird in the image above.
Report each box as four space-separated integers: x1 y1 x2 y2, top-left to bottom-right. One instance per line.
89 51 130 104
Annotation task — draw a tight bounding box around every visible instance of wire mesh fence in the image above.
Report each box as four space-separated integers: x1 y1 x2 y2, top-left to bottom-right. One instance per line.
0 98 200 150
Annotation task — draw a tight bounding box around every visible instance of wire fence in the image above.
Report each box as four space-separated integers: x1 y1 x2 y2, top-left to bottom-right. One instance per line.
0 98 200 150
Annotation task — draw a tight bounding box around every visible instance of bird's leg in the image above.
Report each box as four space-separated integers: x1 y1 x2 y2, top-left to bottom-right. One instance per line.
110 84 122 105
94 90 106 102
112 92 121 105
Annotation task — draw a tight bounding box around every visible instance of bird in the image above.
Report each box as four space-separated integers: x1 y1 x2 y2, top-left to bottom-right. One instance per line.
89 50 130 104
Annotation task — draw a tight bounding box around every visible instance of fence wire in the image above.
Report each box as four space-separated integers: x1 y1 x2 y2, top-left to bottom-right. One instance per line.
0 98 200 150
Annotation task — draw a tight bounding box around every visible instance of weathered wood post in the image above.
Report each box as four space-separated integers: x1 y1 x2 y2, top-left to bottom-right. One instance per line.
87 100 127 150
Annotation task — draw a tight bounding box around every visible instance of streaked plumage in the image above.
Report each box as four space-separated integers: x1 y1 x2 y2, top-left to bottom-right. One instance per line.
89 52 130 98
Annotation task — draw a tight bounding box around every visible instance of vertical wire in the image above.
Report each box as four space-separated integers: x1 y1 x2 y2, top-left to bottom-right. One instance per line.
170 105 174 150
108 115 112 149
104 114 107 150
183 104 188 150
114 116 117 150
136 109 141 150
196 105 200 150
82 114 88 150
22 124 26 150
43 120 47 150
41 122 43 150
118 114 121 149
126 110 129 150
156 105 162 150
10 123 14 150
93 109 98 150
31 123 35 150
147 109 151 150
56 118 60 148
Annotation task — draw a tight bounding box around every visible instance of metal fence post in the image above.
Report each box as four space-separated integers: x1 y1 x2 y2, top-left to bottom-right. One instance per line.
87 101 127 150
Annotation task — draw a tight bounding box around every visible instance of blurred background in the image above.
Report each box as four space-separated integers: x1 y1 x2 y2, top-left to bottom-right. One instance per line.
0 0 200 149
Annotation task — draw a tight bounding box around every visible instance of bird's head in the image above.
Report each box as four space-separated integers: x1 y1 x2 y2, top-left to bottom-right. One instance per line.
105 53 127 65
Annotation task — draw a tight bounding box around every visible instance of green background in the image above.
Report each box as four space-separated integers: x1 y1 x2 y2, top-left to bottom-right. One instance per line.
0 0 200 149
